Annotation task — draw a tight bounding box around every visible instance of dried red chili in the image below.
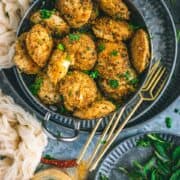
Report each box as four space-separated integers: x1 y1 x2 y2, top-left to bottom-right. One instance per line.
41 158 77 168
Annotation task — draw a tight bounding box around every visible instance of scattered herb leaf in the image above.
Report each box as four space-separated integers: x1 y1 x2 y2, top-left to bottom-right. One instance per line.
172 146 180 160
177 30 180 42
165 117 172 128
57 43 65 51
90 70 99 79
174 108 179 114
44 154 54 159
83 70 99 79
99 173 109 180
69 33 80 41
108 79 119 89
129 78 139 86
129 23 143 31
137 138 151 147
29 77 43 96
40 9 54 19
100 140 106 144
170 169 180 180
57 131 62 137
98 43 105 52
110 50 119 56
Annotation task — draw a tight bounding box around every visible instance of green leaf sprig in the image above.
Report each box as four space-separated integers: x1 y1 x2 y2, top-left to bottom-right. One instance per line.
29 77 43 96
40 9 55 19
118 134 180 180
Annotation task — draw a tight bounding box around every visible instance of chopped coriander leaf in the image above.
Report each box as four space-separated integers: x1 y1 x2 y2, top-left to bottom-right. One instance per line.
118 167 128 174
44 154 54 159
110 50 118 56
89 70 99 79
40 9 54 19
129 23 144 31
98 43 105 52
177 30 180 42
174 108 179 113
129 78 139 85
137 138 151 147
108 79 119 89
165 117 172 128
57 43 65 51
82 70 99 79
100 140 106 144
69 33 80 41
124 71 131 80
170 170 180 180
29 77 43 96
82 70 90 75
57 131 62 137
59 105 68 114
118 71 139 86
99 173 109 180
172 146 180 160
146 134 166 144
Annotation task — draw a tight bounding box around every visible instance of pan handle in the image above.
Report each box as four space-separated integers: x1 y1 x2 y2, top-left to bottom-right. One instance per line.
42 112 80 142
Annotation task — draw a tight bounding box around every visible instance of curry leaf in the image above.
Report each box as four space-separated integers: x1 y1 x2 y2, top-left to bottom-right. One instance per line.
172 146 180 160
170 169 180 180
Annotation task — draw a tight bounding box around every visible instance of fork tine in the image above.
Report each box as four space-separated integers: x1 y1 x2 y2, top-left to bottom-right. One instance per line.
105 106 126 142
150 67 166 93
142 67 166 101
151 75 168 100
89 99 143 171
142 60 161 90
142 65 164 91
77 118 103 164
87 113 117 166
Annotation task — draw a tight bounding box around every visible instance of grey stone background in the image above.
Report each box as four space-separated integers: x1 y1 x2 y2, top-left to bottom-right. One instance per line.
0 0 179 178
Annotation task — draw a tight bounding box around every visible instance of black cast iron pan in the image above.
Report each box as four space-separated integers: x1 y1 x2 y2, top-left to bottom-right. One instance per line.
13 0 176 141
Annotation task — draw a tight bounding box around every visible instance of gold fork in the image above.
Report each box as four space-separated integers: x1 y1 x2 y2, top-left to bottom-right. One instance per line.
77 60 167 172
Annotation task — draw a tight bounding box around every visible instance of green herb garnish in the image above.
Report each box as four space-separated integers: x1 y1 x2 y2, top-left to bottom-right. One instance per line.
100 140 106 144
99 173 109 180
44 154 54 159
90 70 99 79
119 134 180 180
29 77 43 96
83 70 99 79
129 78 139 85
40 9 54 19
118 71 139 86
110 50 118 56
98 43 105 52
174 108 179 114
108 79 119 89
137 138 151 147
57 131 62 137
69 33 80 41
172 146 180 160
177 30 180 42
57 43 65 51
59 105 68 114
165 117 172 128
129 23 143 31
